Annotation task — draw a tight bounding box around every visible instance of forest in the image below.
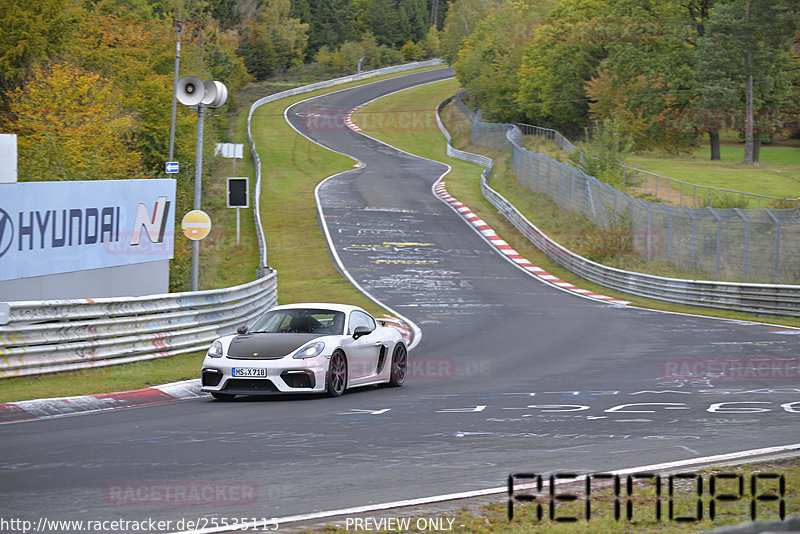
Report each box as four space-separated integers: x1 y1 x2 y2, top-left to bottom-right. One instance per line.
443 0 799 162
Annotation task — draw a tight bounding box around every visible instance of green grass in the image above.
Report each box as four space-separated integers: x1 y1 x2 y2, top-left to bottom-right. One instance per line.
311 459 800 533
352 78 800 330
0 66 441 403
625 142 800 207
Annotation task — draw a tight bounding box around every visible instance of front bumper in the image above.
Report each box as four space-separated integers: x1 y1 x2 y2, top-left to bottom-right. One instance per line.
200 355 329 395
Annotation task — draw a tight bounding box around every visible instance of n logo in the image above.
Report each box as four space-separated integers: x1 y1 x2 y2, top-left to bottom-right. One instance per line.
130 196 171 245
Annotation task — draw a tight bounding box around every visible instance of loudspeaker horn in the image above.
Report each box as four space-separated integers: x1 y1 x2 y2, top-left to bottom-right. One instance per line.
210 81 228 108
200 79 218 106
200 80 228 108
176 75 204 106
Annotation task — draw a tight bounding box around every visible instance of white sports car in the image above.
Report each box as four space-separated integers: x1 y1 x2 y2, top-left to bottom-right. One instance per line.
201 303 408 399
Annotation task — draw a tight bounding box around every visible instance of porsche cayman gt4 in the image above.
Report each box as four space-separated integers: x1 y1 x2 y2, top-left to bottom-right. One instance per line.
201 303 408 399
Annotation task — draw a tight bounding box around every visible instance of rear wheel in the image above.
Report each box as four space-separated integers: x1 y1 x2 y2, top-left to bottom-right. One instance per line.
326 350 347 397
211 392 236 401
388 343 407 387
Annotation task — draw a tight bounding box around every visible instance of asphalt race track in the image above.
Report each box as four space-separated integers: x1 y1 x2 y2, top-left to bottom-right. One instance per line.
1 68 799 531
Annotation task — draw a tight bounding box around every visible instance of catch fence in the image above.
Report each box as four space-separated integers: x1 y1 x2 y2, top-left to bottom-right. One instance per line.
455 93 800 284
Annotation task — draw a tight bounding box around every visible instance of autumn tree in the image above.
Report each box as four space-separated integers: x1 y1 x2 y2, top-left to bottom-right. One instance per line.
4 62 144 181
584 1 700 153
0 0 82 99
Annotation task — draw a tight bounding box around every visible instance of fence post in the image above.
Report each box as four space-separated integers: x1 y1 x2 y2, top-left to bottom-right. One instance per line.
558 163 563 205
734 208 750 281
683 206 697 268
709 207 722 276
766 209 781 282
664 204 673 261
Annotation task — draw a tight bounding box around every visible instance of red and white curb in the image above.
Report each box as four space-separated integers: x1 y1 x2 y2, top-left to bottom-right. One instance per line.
345 105 362 132
434 181 630 305
0 379 204 424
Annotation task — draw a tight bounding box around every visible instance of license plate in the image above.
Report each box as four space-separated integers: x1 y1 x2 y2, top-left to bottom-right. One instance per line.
232 368 268 377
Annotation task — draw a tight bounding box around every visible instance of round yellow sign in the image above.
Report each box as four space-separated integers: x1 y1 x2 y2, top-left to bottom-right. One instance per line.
182 210 212 240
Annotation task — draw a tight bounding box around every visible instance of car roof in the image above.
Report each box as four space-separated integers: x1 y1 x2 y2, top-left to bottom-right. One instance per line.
268 303 370 315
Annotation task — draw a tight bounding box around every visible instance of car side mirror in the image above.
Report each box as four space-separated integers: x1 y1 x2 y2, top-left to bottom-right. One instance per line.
352 326 373 340
237 325 248 335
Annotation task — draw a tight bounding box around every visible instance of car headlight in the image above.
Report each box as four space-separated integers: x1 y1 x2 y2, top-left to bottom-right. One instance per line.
207 340 223 358
293 341 325 359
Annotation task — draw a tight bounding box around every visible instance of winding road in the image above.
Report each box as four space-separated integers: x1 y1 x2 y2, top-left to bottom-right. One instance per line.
1 67 798 531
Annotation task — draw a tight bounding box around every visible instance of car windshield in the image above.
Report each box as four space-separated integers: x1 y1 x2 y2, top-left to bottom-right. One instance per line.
249 309 345 335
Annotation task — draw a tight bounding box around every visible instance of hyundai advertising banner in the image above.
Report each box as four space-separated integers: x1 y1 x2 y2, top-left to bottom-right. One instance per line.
0 179 176 281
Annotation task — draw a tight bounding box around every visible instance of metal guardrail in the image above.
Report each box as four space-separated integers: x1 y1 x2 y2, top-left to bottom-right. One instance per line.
0 62 441 379
436 96 800 318
0 274 278 378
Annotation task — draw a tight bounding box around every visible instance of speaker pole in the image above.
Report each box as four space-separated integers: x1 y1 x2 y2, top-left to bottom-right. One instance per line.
191 104 205 292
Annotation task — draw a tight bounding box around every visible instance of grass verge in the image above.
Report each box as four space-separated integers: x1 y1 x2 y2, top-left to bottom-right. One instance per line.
308 458 800 533
0 65 441 403
351 79 800 330
625 139 800 205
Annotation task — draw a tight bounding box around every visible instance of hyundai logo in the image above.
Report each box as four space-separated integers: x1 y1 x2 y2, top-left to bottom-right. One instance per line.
0 208 13 259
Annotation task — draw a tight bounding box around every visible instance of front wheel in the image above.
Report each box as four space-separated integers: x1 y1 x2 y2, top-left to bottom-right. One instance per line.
326 350 348 397
388 343 407 387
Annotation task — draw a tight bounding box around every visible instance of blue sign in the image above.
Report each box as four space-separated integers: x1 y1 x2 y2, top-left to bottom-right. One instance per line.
165 161 179 174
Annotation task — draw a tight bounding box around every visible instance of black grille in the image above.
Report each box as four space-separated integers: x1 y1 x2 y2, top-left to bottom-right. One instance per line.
281 371 315 389
222 379 280 393
202 370 223 387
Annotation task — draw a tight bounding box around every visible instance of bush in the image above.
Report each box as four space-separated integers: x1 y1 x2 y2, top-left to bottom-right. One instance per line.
400 40 424 61
699 192 751 209
569 118 632 187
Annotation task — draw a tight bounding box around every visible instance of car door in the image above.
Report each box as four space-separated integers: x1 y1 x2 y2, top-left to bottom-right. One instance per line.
344 311 383 380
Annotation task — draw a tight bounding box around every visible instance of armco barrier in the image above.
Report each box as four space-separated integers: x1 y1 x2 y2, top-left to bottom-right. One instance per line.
0 62 440 378
436 96 800 318
0 273 277 378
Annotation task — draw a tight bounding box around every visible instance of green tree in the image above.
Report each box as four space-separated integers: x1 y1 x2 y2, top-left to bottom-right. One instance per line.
400 40 425 61
360 0 402 46
515 0 607 133
0 0 81 98
295 0 355 57
454 2 534 123
421 25 440 58
398 0 429 44
440 0 499 63
237 21 279 79
583 0 700 153
258 0 309 69
695 0 799 163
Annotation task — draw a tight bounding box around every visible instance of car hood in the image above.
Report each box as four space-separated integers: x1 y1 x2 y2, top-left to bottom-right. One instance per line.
226 333 321 359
